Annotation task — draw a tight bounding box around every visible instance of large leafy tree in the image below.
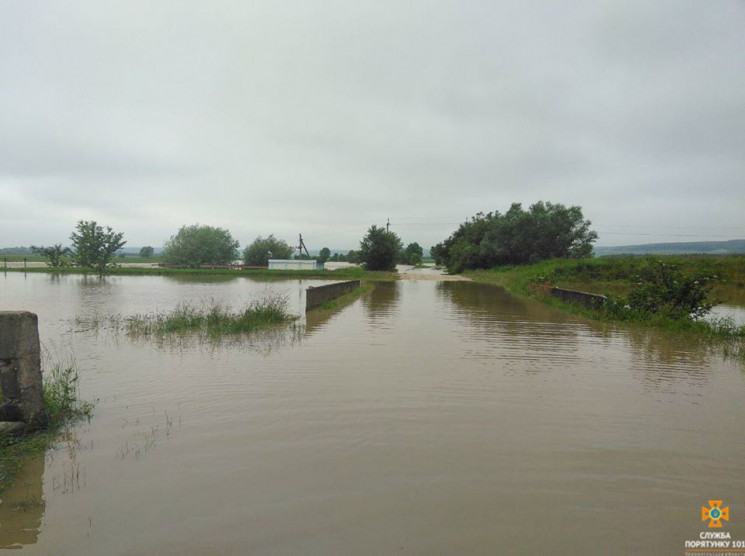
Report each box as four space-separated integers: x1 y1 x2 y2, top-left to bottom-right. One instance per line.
434 202 597 272
70 220 126 274
162 224 239 267
359 225 403 271
431 212 500 272
243 235 294 266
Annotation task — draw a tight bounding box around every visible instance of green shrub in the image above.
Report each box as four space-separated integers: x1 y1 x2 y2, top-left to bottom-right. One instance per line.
624 261 714 320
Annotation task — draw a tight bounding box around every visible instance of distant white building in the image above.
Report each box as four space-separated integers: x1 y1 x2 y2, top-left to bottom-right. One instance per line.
268 259 319 270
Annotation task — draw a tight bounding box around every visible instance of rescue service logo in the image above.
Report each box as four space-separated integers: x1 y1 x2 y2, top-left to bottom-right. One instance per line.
702 500 730 528
685 500 745 555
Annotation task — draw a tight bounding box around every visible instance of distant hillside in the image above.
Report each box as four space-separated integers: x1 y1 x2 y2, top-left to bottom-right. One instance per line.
594 239 745 256
0 246 33 255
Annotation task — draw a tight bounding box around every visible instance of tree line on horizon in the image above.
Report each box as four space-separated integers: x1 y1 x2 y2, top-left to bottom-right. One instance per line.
22 221 425 272
21 201 597 274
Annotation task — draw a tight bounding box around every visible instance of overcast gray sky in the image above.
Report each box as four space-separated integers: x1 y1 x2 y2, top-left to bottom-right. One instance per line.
1 1 743 251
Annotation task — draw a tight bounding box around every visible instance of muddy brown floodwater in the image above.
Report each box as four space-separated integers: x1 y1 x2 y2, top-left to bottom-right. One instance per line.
1 272 744 555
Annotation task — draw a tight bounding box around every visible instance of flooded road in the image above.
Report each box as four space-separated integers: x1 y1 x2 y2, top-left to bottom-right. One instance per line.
1 273 744 554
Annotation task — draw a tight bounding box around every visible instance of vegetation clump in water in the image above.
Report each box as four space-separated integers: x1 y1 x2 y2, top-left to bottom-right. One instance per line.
123 294 295 338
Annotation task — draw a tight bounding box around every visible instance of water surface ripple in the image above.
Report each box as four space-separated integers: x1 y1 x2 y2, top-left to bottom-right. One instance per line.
0 273 743 554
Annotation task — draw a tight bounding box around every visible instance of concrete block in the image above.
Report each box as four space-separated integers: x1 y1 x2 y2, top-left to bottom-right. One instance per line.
0 311 40 359
0 311 46 426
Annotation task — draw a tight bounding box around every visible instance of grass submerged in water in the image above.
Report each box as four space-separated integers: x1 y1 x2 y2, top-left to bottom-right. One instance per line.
1 353 94 494
123 294 296 338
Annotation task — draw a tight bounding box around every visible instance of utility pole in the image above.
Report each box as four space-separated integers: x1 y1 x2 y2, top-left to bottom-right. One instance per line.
297 234 311 259
386 218 390 232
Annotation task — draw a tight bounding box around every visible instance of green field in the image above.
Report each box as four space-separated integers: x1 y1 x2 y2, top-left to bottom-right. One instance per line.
1 254 164 264
2 263 399 282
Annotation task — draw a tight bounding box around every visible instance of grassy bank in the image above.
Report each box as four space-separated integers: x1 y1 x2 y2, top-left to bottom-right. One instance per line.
465 256 745 356
2 264 399 282
466 255 745 301
0 360 94 494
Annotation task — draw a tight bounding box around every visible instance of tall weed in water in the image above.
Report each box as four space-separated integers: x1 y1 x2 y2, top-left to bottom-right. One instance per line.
43 361 94 424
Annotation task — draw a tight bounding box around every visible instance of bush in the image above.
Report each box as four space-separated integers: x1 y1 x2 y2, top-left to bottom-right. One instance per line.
162 224 239 267
625 261 714 320
243 235 294 266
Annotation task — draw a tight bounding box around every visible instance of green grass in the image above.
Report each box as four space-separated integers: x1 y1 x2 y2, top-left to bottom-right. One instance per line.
122 295 295 337
0 358 94 494
465 256 745 357
112 256 164 263
1 254 46 263
466 255 745 301
0 254 164 264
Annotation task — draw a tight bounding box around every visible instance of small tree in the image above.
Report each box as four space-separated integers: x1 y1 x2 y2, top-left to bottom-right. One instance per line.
162 224 239 267
359 225 403 271
243 235 294 266
318 247 331 263
31 244 73 268
401 242 424 265
139 246 155 258
70 221 126 274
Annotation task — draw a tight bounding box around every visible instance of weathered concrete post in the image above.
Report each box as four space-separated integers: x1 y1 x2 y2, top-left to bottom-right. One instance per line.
0 311 47 431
